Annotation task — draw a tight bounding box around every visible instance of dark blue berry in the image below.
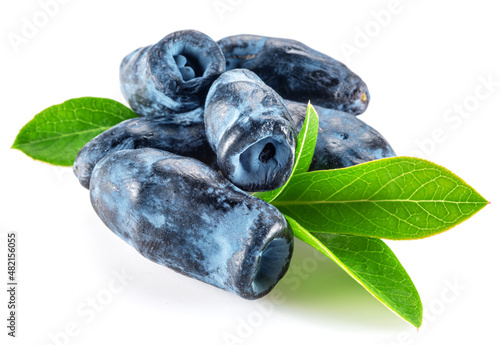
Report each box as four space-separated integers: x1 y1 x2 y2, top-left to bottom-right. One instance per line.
120 30 225 119
204 69 297 192
89 148 294 300
73 114 217 189
218 35 370 115
286 100 396 170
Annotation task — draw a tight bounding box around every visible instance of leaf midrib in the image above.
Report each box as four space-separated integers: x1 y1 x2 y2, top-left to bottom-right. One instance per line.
13 127 111 146
272 199 487 206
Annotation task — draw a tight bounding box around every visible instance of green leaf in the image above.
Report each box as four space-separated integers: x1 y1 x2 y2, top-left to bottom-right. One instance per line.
290 102 319 175
254 103 319 203
286 215 423 328
12 97 138 166
272 157 488 240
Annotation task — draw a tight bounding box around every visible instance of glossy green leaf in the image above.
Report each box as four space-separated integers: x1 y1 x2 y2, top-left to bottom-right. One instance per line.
254 103 319 203
12 97 138 166
286 216 423 328
273 157 488 240
290 102 319 175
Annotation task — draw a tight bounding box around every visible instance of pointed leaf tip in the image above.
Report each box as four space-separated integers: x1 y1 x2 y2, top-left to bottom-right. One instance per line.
272 157 487 240
12 97 138 166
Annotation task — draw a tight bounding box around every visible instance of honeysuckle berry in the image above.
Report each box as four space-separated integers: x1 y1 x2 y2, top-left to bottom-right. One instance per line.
218 34 370 115
204 69 297 192
90 148 294 300
120 30 225 119
73 114 217 189
286 100 396 170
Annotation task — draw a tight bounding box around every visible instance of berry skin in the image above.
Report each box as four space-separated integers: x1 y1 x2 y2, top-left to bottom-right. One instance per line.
204 69 297 192
120 30 225 119
73 114 217 189
218 34 370 115
285 100 396 170
89 148 294 300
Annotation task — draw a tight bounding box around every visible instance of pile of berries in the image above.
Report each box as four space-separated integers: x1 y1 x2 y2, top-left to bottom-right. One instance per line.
73 30 395 299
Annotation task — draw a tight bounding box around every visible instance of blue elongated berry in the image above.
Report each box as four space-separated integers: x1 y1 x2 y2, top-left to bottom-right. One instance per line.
90 148 294 300
218 34 370 115
285 100 396 170
204 69 297 192
120 30 225 119
73 114 217 189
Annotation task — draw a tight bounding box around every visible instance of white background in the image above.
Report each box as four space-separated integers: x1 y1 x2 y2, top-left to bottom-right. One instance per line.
1 0 499 344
